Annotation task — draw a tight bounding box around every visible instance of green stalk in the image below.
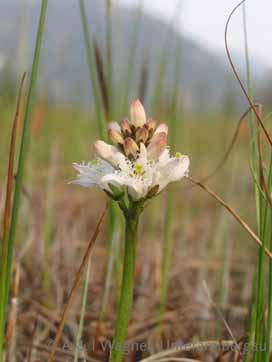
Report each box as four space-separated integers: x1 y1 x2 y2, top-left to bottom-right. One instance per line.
79 0 120 319
121 0 144 114
78 0 107 139
106 0 114 118
110 213 139 362
160 191 173 312
254 204 266 362
0 1 48 358
265 157 272 361
74 256 91 362
242 3 260 229
241 4 264 361
99 227 121 321
150 0 182 112
159 37 181 327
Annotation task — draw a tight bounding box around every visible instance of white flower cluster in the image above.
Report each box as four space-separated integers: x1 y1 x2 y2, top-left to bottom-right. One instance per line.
71 100 189 202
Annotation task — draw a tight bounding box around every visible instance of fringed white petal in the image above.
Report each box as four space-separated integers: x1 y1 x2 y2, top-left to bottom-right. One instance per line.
70 160 114 189
154 155 190 192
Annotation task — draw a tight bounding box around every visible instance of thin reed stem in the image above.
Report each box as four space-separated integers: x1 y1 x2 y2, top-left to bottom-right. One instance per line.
78 0 107 139
78 0 120 321
225 0 272 147
150 0 182 112
159 37 182 329
73 256 91 362
122 0 144 113
0 73 25 356
0 2 48 358
187 177 272 260
106 0 114 118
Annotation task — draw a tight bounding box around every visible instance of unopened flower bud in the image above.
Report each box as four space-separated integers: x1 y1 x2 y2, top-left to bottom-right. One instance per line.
130 99 146 128
135 127 149 144
108 129 124 145
147 132 167 159
94 140 120 167
108 121 121 133
146 118 157 131
94 140 111 159
120 118 132 136
124 137 139 158
155 123 168 136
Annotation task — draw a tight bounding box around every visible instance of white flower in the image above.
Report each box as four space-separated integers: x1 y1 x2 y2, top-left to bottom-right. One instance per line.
71 100 190 202
71 143 189 201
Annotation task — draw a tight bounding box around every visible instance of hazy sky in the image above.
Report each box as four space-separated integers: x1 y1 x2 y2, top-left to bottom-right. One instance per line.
119 0 272 68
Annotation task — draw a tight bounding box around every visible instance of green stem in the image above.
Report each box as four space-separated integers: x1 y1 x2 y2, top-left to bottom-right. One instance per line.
106 0 114 118
78 0 107 139
74 256 91 362
0 1 48 358
110 214 139 362
160 190 173 313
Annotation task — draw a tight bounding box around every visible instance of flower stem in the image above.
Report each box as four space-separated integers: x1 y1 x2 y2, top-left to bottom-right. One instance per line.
110 214 139 362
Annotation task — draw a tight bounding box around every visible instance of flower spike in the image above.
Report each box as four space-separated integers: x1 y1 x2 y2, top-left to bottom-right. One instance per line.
72 99 189 201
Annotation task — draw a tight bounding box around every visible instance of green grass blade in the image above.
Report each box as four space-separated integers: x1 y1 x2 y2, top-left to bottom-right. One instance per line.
78 0 120 322
159 37 182 329
73 256 91 362
78 0 107 139
241 5 270 361
150 0 182 113
105 0 114 118
121 0 144 113
0 0 48 358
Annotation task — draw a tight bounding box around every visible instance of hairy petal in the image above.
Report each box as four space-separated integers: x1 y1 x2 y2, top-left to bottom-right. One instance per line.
70 160 114 188
155 155 190 191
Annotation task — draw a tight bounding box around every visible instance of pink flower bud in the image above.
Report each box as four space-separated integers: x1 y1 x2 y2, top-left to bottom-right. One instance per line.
135 127 149 144
130 99 146 128
108 129 124 145
120 118 132 136
108 121 121 133
94 140 112 159
155 123 168 136
147 132 167 159
146 118 157 131
94 140 121 167
124 137 139 158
